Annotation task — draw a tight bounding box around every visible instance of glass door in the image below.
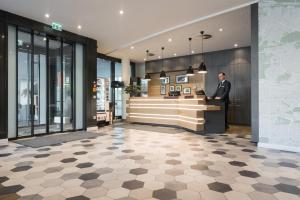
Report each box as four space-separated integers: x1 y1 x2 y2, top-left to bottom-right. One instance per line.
33 35 47 135
48 39 62 133
16 31 75 137
17 31 32 137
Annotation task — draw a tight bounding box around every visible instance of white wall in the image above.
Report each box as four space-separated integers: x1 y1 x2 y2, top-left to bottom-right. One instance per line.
258 0 300 152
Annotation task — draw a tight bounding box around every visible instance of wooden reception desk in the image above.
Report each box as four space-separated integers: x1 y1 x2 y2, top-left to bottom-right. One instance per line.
126 95 225 133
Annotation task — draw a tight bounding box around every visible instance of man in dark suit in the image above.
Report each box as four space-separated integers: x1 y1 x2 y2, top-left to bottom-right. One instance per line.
208 72 231 129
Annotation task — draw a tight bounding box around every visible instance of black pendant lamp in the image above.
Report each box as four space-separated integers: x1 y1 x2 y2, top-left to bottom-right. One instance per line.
144 50 151 81
160 47 166 79
186 37 194 76
198 31 207 74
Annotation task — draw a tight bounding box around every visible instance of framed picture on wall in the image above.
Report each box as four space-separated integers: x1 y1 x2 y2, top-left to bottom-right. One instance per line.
183 87 191 94
160 85 166 95
169 85 175 92
176 75 188 84
161 76 170 84
175 85 182 92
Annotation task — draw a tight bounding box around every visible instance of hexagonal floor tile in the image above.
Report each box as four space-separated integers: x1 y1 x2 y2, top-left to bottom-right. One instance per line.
252 183 278 194
81 179 104 189
60 158 77 163
76 162 94 169
122 180 144 190
129 168 148 175
166 159 181 165
11 165 32 172
152 188 177 200
190 164 208 171
79 173 100 181
229 161 247 167
44 166 63 173
239 170 260 178
65 195 90 200
274 183 300 195
278 162 298 168
165 169 184 176
165 181 187 191
208 182 232 193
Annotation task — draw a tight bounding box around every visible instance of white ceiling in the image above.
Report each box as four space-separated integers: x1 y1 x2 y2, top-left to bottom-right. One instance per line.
0 0 256 62
111 6 252 62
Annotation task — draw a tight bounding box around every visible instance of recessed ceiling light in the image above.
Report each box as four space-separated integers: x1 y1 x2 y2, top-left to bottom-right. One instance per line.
168 38 172 42
173 53 177 56
45 13 50 18
191 50 195 54
234 43 238 47
130 46 134 50
77 25 82 29
219 28 223 32
119 10 124 15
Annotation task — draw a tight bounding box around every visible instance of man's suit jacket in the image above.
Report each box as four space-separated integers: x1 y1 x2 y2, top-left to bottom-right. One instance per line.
211 80 231 103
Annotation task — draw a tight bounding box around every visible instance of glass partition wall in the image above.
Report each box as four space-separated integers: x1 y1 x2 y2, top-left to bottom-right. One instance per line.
15 29 76 138
96 57 123 120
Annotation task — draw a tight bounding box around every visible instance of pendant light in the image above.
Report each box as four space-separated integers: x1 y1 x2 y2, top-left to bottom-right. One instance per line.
144 50 151 81
186 37 194 76
198 31 207 74
159 47 166 79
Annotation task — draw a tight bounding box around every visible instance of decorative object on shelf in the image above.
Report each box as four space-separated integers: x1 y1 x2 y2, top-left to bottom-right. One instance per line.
186 37 194 76
198 31 208 74
161 76 170 84
175 85 182 92
124 85 141 97
160 85 166 95
196 89 205 95
183 87 191 94
176 74 188 83
160 47 166 79
169 85 175 92
144 50 151 81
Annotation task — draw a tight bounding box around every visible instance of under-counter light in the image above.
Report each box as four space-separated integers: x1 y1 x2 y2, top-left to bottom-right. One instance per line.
130 46 134 50
168 38 172 42
219 28 223 32
144 58 146 61
234 43 238 47
43 37 46 41
119 10 124 15
77 25 82 29
191 50 195 54
45 13 50 18
158 56 161 59
173 53 177 56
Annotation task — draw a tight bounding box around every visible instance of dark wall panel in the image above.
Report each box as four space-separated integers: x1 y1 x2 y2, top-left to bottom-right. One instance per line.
0 21 7 139
146 47 251 125
85 40 97 127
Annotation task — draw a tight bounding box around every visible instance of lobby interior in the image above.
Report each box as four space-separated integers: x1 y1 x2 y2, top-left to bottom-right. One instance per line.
0 0 300 200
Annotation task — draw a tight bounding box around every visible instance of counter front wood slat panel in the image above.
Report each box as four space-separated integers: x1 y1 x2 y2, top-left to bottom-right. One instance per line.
126 96 220 132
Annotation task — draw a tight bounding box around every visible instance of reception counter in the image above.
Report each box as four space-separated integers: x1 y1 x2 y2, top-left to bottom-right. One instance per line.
126 96 225 133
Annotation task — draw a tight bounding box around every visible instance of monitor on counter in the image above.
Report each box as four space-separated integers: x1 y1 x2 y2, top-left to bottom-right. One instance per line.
169 91 181 96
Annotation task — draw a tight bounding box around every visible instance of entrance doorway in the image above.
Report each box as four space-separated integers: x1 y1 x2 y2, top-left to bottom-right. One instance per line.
17 30 74 138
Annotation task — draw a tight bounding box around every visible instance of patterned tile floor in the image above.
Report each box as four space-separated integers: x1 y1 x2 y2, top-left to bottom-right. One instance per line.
1 124 300 200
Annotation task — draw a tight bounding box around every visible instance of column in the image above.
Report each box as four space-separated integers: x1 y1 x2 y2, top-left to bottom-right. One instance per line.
122 57 131 119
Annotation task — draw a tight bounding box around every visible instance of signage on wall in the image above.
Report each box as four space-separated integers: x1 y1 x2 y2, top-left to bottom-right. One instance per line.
51 22 63 31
